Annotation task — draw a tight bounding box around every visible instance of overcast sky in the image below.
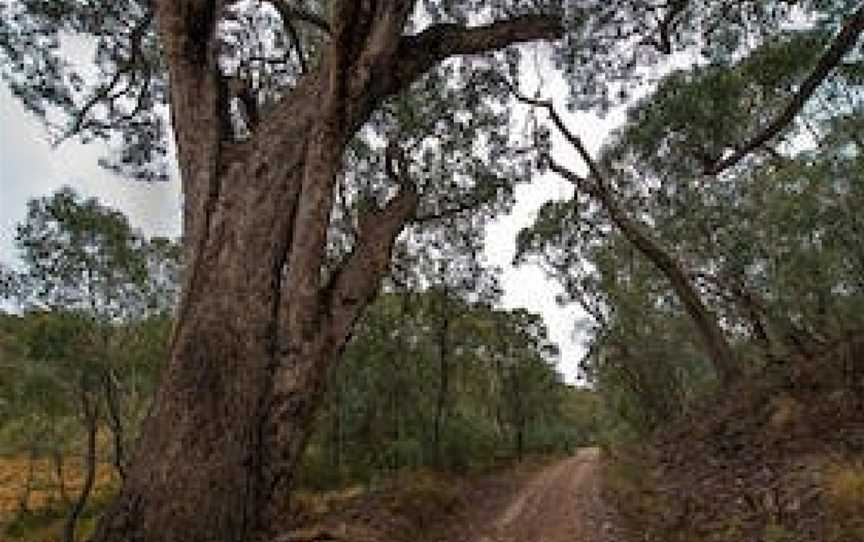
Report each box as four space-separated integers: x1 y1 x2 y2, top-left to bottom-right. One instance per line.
0 71 622 383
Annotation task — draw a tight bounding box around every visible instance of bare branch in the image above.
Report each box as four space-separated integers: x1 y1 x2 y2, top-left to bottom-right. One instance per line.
507 82 605 187
655 0 689 54
706 4 864 175
389 14 564 92
384 141 416 192
59 10 154 143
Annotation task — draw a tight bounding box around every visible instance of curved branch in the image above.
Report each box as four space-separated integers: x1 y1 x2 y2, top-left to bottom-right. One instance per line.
510 83 742 384
326 156 419 340
706 4 864 175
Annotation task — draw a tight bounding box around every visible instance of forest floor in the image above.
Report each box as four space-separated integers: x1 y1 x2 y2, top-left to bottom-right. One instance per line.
283 447 620 542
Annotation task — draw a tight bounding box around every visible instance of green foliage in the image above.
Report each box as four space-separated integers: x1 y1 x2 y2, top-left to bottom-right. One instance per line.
763 521 801 542
2 484 118 541
517 1 864 447
1 189 177 532
298 292 588 488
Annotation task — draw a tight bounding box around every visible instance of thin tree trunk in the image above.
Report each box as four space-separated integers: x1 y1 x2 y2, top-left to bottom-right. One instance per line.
18 446 36 514
433 307 451 467
603 197 740 385
64 385 99 542
102 370 127 480
55 448 68 503
512 88 741 385
545 155 741 384
516 424 524 462
511 367 524 462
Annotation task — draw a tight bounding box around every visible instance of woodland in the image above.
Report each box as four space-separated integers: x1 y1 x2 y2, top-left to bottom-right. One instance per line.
0 1 863 541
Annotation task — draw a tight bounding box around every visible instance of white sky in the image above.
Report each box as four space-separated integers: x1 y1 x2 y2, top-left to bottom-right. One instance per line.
0 63 623 384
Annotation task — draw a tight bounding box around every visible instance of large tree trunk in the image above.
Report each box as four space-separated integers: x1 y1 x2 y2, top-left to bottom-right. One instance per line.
89 2 562 541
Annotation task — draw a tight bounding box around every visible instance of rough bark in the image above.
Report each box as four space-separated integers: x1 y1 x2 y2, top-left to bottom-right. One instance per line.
89 2 563 541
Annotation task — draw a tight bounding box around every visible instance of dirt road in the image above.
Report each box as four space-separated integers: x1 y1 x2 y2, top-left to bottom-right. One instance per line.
283 448 613 542
472 448 606 542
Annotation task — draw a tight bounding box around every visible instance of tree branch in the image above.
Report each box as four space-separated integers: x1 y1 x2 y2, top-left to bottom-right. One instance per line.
412 199 484 224
706 4 864 175
507 83 605 188
284 17 309 74
388 14 564 94
326 145 419 339
59 10 155 143
510 79 742 384
655 0 689 54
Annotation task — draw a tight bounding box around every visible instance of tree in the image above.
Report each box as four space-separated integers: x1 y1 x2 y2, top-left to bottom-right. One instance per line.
3 187 179 541
515 2 863 386
514 2 863 430
2 2 566 539
490 308 561 460
297 291 573 484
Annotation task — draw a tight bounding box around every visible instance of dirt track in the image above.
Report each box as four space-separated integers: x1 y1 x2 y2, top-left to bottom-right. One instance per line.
472 448 604 542
282 448 612 542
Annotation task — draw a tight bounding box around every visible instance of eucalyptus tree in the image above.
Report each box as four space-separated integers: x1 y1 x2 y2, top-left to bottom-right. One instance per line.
3 188 180 540
8 187 179 451
490 308 561 459
1 1 569 539
0 311 79 511
516 2 863 387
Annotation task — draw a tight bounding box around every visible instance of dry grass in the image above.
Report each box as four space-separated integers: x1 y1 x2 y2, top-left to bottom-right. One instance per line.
823 460 864 542
0 454 118 540
290 485 367 520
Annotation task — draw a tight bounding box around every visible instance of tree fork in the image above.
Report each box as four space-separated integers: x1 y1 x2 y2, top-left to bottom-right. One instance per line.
89 2 563 540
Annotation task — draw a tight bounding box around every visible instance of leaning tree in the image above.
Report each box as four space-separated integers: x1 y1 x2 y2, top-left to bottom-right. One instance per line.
1 1 576 540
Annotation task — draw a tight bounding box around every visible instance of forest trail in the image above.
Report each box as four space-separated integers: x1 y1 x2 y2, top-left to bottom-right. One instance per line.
471 447 605 542
281 448 615 542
